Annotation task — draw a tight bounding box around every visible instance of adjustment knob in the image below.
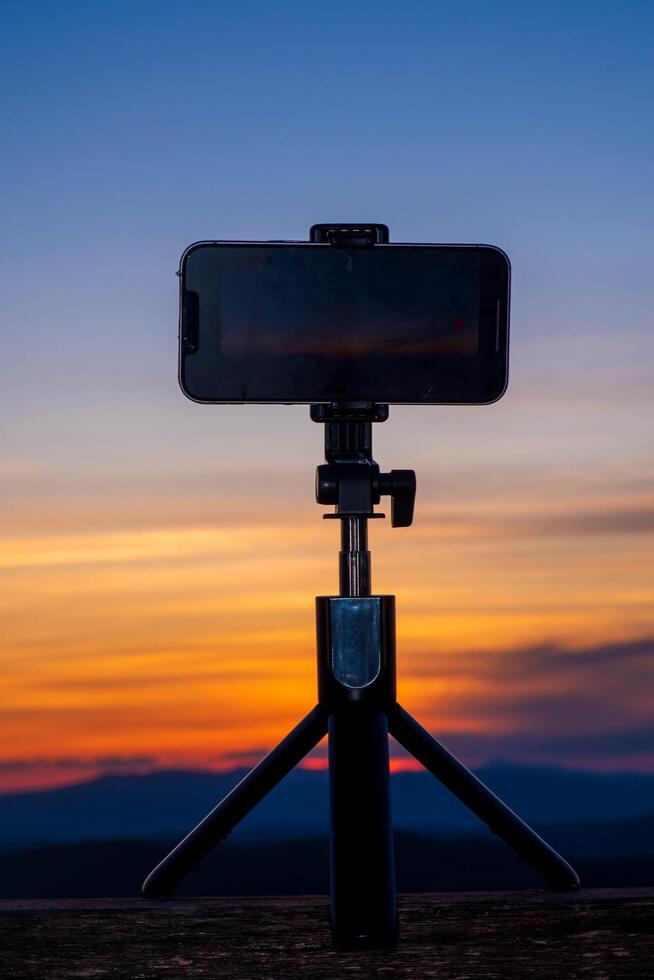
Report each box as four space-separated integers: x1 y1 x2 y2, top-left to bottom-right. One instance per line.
378 470 416 527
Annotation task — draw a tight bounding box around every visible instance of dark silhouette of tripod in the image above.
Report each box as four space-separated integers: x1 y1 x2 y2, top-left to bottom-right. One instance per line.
142 398 579 949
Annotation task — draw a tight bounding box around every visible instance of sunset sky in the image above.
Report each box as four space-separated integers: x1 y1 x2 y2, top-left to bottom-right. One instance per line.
2 1 653 792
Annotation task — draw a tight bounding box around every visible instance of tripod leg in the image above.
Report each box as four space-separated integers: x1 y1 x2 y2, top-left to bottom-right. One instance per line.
389 704 580 891
141 705 327 898
328 704 398 949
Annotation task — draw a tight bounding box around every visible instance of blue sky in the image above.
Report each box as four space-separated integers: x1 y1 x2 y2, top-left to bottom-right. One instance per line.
3 1 653 465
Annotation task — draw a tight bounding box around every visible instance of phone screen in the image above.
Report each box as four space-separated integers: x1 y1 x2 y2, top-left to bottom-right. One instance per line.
180 243 509 404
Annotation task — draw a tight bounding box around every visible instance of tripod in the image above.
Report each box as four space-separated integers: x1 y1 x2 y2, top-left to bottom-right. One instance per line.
142 400 580 949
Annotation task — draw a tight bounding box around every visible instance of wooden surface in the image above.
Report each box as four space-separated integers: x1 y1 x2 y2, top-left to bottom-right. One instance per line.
1 889 653 978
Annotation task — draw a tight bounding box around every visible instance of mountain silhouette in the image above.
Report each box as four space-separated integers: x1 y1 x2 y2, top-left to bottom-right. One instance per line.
2 762 654 848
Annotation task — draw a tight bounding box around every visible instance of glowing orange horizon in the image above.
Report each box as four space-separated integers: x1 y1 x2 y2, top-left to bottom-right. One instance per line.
2 476 653 795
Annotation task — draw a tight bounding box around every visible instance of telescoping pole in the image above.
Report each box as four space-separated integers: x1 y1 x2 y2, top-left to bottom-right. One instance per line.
324 513 398 949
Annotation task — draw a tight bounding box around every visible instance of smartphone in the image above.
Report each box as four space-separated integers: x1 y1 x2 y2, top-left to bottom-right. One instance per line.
179 240 510 405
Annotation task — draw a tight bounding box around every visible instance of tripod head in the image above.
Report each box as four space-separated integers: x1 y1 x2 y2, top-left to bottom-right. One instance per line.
312 398 416 598
312 401 416 528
